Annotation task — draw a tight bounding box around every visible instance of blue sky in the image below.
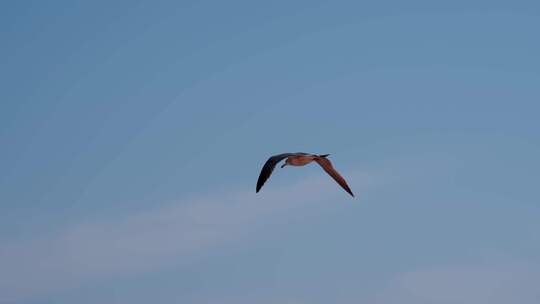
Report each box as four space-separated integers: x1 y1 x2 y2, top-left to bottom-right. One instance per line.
1 1 539 303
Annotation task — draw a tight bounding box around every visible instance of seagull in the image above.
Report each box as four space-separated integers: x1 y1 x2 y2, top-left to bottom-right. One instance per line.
256 152 354 197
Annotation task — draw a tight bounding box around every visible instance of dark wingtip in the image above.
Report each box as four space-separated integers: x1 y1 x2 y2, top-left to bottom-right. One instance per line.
346 188 354 197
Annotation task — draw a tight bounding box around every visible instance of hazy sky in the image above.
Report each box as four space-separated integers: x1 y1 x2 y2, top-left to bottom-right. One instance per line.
1 1 539 303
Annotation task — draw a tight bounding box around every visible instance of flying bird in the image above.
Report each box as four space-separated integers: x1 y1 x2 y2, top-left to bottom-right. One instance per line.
256 152 354 197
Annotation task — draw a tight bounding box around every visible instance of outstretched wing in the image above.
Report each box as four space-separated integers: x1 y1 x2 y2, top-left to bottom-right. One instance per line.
256 153 293 193
314 157 354 197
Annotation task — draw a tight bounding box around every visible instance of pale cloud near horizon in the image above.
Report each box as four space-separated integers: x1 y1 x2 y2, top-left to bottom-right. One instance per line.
369 262 540 304
4 166 537 304
0 170 374 303
3 166 538 304
153 262 540 304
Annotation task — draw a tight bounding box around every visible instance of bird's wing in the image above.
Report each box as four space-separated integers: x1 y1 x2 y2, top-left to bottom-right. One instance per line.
314 157 354 197
256 153 294 192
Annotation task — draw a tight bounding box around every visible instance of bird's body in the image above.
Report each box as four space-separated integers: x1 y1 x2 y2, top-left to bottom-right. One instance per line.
284 154 317 166
256 152 354 197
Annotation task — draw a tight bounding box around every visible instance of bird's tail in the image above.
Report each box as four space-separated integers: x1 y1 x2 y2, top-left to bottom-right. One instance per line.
318 154 330 158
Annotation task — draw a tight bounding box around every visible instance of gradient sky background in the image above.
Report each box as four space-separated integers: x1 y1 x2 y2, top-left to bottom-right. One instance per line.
1 1 539 303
